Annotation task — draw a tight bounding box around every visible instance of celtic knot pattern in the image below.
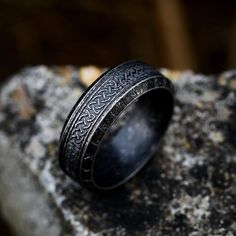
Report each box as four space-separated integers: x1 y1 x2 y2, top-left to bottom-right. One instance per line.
59 61 174 188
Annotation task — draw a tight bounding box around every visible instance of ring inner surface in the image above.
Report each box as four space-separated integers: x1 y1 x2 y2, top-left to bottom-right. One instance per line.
93 88 173 188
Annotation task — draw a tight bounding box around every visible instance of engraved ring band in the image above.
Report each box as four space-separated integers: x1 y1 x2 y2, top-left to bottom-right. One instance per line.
59 61 175 190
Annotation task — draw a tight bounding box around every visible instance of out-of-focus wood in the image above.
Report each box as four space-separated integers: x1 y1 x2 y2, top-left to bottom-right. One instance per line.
228 21 236 69
153 0 195 70
0 0 236 79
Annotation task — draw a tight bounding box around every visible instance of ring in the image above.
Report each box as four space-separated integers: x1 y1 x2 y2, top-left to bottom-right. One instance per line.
59 61 175 190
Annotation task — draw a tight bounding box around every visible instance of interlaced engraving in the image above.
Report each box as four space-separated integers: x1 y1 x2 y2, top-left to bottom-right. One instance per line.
60 62 156 178
58 61 173 187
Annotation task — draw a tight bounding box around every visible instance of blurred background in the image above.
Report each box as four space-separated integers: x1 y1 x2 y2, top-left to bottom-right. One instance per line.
1 0 236 234
1 0 236 82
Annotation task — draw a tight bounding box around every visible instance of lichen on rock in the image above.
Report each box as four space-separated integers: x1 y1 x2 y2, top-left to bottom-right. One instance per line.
0 66 236 236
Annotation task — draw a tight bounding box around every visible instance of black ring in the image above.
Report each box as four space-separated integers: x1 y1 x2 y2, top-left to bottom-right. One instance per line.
59 61 175 190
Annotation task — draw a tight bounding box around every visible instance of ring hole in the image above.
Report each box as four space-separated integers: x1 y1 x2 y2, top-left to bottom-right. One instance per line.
93 88 174 189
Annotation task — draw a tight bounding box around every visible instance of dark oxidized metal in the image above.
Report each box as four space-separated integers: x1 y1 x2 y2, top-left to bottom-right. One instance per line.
59 61 175 190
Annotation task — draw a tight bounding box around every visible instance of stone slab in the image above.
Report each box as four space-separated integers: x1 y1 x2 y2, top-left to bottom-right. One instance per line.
0 66 236 235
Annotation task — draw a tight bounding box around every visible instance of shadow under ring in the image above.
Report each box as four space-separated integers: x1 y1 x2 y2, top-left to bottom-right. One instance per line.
59 61 175 190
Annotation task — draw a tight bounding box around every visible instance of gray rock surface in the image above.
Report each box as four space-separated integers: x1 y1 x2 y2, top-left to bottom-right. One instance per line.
0 66 236 236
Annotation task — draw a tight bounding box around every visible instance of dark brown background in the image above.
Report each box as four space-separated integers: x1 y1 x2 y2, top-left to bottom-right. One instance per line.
1 0 236 235
0 0 236 81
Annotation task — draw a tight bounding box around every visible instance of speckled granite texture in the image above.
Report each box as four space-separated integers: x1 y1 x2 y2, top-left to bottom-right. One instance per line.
0 66 236 236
